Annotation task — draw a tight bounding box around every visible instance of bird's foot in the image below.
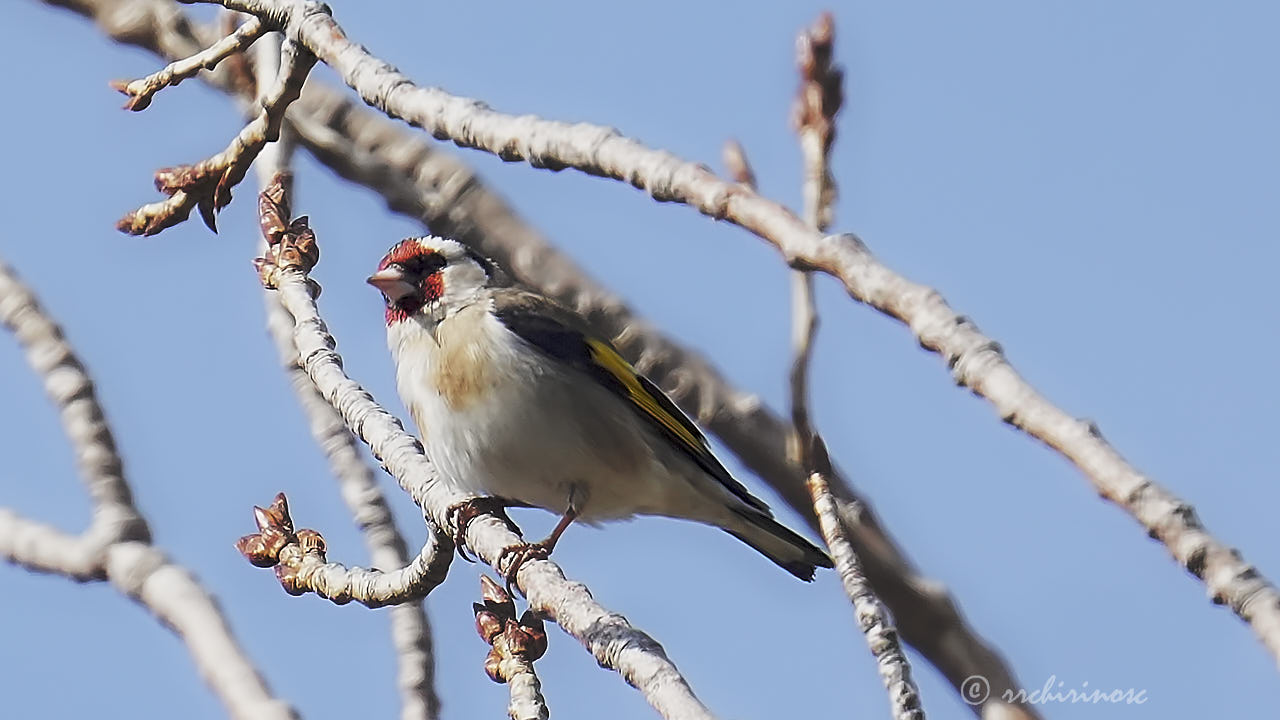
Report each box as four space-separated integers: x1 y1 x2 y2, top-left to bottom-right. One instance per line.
496 540 554 595
447 497 516 562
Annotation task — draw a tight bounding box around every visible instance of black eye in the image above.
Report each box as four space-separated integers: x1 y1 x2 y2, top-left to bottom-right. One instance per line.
399 251 447 277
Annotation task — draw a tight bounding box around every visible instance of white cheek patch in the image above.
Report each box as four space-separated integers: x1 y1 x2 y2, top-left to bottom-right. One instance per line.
438 261 489 310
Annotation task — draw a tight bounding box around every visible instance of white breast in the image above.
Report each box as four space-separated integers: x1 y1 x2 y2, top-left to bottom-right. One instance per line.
388 301 678 521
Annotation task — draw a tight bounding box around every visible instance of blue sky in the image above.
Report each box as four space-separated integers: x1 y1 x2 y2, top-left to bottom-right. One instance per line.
2 2 1277 718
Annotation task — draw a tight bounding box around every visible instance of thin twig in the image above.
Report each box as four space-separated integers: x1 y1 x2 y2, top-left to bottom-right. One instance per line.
810 476 926 715
111 15 265 110
263 289 443 715
787 10 841 465
236 492 453 607
0 509 104 578
786 15 926 720
0 257 297 720
118 31 316 235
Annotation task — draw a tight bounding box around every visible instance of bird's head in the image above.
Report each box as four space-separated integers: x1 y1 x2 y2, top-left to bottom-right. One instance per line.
367 237 495 327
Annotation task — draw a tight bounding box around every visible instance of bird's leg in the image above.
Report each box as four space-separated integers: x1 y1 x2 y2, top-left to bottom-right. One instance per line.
447 497 521 562
498 488 582 593
540 507 578 553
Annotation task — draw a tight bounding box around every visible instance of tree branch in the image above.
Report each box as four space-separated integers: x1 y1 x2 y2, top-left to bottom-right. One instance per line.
236 492 453 607
785 15 926 720
110 14 265 110
786 8 835 470
0 257 297 720
249 35 441 718
0 259 150 560
0 510 101 578
117 26 315 235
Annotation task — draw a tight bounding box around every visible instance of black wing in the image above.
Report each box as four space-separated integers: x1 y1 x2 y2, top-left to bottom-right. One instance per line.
492 291 769 513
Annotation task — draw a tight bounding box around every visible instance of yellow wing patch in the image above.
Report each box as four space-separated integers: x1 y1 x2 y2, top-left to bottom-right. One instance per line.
585 338 705 454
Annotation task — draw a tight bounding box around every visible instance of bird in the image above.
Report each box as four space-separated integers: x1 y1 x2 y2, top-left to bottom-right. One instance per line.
367 236 833 581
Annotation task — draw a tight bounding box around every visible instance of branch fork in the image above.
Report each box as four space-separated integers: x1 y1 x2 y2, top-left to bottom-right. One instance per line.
115 20 315 236
1 255 297 720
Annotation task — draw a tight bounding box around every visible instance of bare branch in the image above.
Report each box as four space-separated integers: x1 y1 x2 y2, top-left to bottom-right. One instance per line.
809 476 923 718
247 194 452 611
253 176 715 720
102 541 300 720
0 257 297 720
248 38 443 717
118 32 315 235
110 15 265 110
0 260 150 558
791 13 842 234
788 10 841 461
786 15 926 720
787 267 818 458
0 509 101 578
264 285 444 716
236 492 452 607
208 0 1280 668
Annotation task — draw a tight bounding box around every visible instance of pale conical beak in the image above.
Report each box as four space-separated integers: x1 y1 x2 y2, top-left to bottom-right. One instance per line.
366 267 418 302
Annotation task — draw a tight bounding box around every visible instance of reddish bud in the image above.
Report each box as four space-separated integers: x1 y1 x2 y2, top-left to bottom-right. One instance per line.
483 649 505 683
474 607 504 642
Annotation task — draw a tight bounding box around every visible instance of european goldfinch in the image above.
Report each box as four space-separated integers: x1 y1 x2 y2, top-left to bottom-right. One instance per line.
368 237 832 580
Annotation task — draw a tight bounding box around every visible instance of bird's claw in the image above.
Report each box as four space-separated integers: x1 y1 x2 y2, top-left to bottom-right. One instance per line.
497 541 553 596
447 497 514 562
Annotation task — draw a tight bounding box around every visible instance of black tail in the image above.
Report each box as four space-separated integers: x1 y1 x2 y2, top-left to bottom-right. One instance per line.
724 512 833 581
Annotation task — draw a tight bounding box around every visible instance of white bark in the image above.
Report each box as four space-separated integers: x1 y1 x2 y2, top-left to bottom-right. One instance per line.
787 16 927 718
0 258 297 720
251 35 441 718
